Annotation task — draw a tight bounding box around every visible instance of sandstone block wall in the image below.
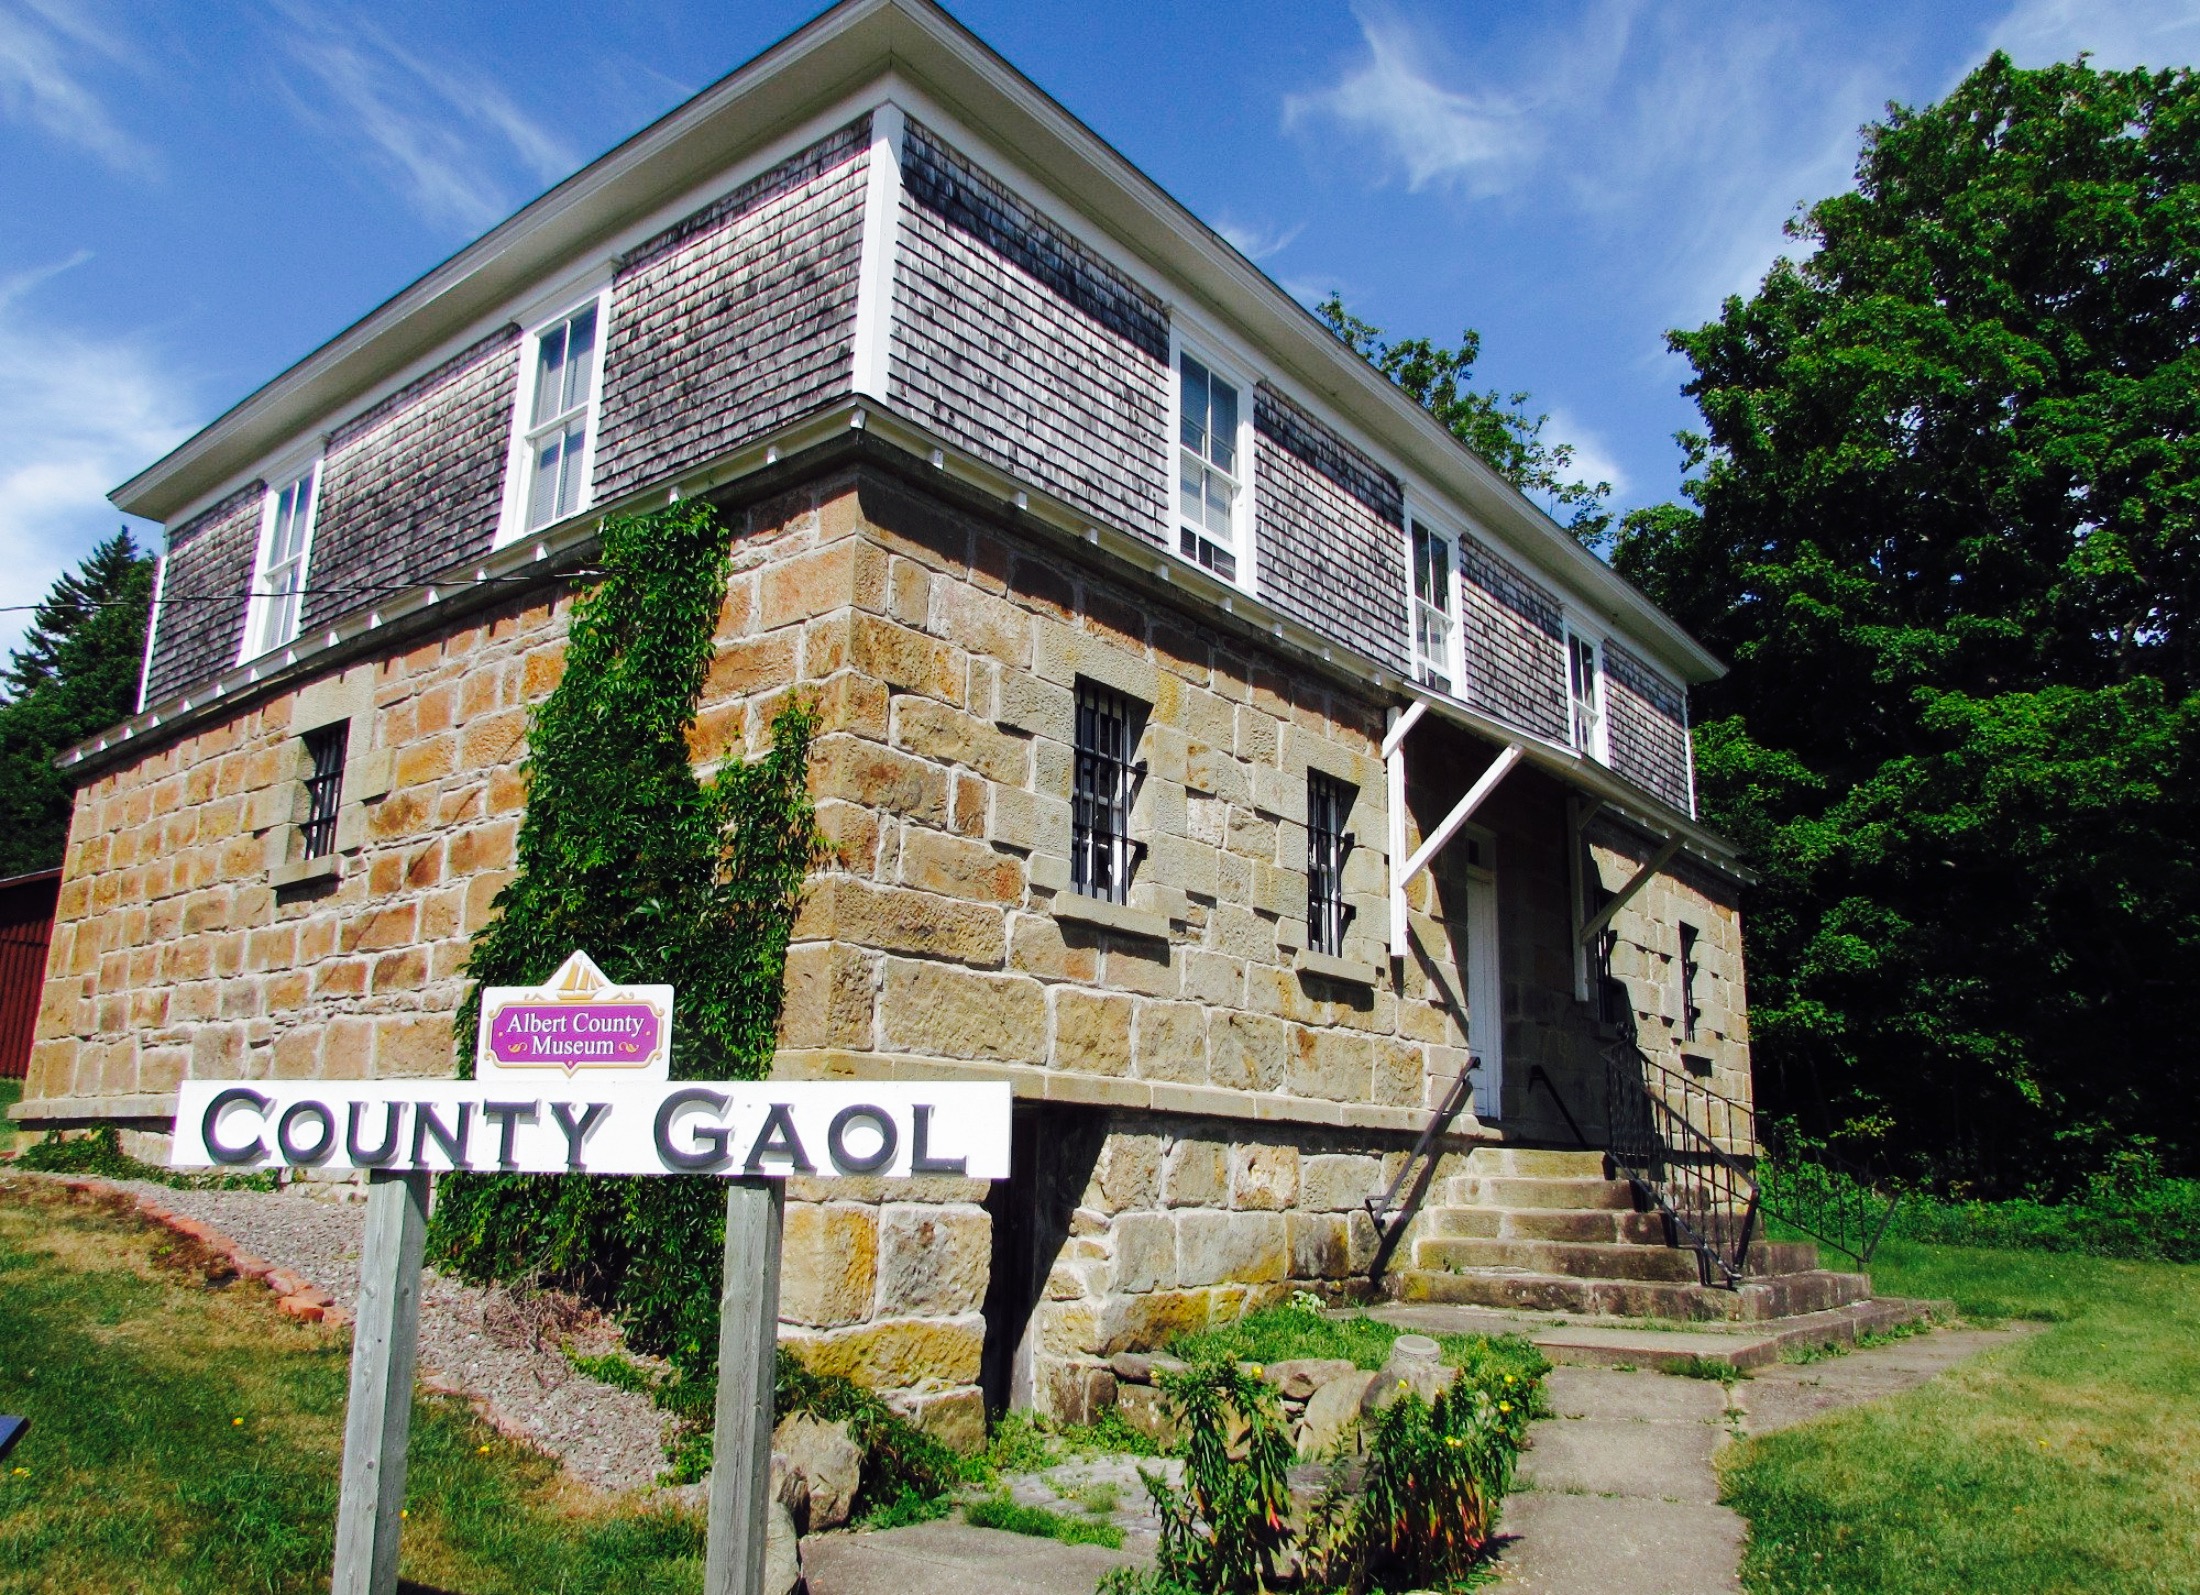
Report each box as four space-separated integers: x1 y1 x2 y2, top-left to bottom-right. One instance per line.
27 590 567 1110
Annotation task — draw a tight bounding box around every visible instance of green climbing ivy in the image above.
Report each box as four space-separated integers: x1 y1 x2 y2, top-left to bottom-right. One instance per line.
427 498 825 1380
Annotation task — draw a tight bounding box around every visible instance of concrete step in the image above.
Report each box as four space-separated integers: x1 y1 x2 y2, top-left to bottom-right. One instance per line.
1410 1235 1704 1283
1459 1147 1611 1180
1386 1266 1874 1322
1426 1206 1675 1245
1443 1175 1639 1211
1368 1296 1950 1372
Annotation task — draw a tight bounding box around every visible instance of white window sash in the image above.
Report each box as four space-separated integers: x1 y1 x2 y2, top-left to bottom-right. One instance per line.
243 463 320 661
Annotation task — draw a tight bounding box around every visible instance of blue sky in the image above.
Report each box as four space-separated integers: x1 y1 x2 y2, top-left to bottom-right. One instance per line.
5 0 2199 654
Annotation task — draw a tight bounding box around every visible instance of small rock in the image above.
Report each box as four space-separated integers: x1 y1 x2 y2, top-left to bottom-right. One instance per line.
772 1450 812 1536
1300 1370 1379 1459
1263 1358 1359 1402
277 1294 326 1322
1115 1383 1179 1447
1109 1351 1186 1385
773 1412 862 1531
764 1498 801 1595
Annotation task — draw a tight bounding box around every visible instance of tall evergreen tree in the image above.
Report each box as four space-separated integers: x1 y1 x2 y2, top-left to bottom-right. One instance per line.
0 532 155 875
1612 54 2200 1190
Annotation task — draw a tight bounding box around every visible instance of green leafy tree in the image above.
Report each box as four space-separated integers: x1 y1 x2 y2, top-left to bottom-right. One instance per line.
1315 294 1614 548
0 531 155 876
1612 54 2200 1190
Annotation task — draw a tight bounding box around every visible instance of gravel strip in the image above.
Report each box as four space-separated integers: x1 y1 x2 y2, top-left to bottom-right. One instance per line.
110 1178 676 1494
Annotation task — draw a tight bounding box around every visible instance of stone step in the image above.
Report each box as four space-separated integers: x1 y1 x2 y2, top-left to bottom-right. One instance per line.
1443 1175 1639 1211
1426 1206 1675 1245
1459 1147 1611 1180
1387 1266 1873 1322
1411 1235 1705 1283
1368 1296 1949 1371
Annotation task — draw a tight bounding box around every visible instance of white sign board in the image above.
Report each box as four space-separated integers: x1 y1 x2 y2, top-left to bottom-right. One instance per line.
171 1079 1011 1179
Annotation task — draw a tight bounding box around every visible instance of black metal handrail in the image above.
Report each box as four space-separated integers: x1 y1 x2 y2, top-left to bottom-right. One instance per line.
1364 1061 1476 1283
1756 1123 1904 1267
1604 1041 1762 1287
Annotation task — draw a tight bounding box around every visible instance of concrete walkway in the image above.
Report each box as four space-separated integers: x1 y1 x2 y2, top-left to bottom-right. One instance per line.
803 1518 1141 1595
1491 1325 2026 1593
807 1325 2025 1595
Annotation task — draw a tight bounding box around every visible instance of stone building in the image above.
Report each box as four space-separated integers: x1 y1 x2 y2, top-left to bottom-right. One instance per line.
16 0 1789 1446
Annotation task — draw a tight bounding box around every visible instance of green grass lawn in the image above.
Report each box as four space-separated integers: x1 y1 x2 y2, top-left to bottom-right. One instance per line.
1721 1239 2200 1593
0 1078 22 1159
0 1174 703 1595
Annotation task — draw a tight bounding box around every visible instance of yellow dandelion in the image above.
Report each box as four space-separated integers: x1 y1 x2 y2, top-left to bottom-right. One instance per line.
1499 1401 1513 1413
11 1468 25 1477
232 1417 244 1427
479 1444 492 1454
400 1509 410 1520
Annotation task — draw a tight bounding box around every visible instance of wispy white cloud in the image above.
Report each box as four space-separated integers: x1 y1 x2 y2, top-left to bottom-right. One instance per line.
1989 0 2200 70
272 3 575 232
0 258 196 655
1542 407 1628 498
1283 8 1540 195
1288 2 1894 320
0 0 154 171
1214 215 1306 263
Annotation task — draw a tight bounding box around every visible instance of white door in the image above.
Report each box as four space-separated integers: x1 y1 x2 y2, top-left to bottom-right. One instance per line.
1464 836 1503 1119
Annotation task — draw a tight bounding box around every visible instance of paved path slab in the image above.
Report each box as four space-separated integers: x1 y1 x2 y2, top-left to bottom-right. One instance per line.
1494 1326 2024 1592
1496 1494 1745 1594
803 1520 1140 1595
1733 1326 2025 1436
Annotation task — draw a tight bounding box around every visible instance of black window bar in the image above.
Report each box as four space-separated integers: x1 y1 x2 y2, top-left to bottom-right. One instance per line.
1306 771 1353 956
301 723 348 860
1072 682 1140 904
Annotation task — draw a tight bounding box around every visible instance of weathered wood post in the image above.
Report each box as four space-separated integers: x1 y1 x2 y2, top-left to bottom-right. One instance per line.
330 1168 430 1595
705 1176 786 1595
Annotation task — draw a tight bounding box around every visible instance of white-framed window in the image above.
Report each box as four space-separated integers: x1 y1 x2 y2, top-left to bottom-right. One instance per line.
1566 627 1607 760
1173 344 1252 586
243 460 320 660
1410 518 1458 694
501 291 608 543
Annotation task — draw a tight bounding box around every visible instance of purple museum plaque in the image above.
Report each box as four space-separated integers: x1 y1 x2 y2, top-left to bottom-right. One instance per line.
486 1001 663 1071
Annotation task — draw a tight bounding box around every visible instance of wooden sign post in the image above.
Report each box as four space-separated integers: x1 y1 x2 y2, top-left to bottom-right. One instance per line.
170 953 1010 1595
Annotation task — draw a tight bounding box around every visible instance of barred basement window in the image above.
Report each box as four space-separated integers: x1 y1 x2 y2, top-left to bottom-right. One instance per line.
300 723 348 860
1072 681 1139 904
1678 922 1703 1042
1306 772 1353 956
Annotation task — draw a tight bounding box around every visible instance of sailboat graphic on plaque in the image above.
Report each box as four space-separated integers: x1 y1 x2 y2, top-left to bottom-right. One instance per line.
474 950 672 1085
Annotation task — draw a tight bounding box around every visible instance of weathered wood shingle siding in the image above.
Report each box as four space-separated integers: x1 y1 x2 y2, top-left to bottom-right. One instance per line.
1251 385 1410 673
889 120 1170 546
143 485 264 704
301 326 522 635
1457 535 1567 741
592 121 870 500
1603 639 1691 812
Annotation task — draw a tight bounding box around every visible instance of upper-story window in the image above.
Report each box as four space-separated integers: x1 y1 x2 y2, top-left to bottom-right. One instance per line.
521 299 602 532
1411 520 1457 694
1176 350 1244 584
1567 628 1606 760
245 462 319 659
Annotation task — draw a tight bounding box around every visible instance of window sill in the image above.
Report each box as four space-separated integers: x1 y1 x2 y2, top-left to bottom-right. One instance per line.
270 855 341 891
1292 948 1379 988
1052 891 1172 943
